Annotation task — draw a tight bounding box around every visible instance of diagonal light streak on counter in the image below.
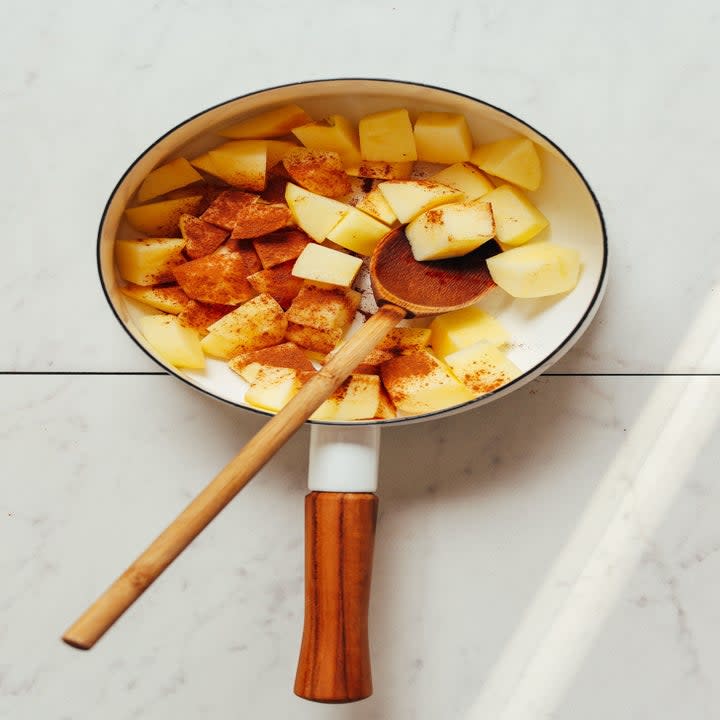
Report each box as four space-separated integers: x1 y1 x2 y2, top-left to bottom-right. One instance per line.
463 277 720 720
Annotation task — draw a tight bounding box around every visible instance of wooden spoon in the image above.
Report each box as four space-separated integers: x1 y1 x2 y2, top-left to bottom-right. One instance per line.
63 228 499 697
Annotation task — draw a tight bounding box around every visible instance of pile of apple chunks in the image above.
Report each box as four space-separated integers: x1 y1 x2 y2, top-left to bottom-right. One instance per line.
117 104 581 419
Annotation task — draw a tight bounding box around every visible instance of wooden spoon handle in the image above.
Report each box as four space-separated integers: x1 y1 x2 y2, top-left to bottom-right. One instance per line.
62 304 405 651
294 491 378 703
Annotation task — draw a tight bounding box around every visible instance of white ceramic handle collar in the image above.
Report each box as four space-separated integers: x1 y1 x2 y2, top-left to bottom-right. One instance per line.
307 425 380 492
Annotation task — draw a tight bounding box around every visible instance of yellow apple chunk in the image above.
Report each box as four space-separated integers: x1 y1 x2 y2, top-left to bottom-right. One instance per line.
201 293 287 359
375 386 397 419
486 242 581 298
286 283 360 331
431 162 494 201
380 349 474 415
285 182 349 242
292 243 362 287
136 158 203 203
265 140 300 167
378 326 431 352
377 180 463 224
359 108 417 162
228 342 314 381
120 284 189 314
282 148 351 198
406 199 495 261
481 184 549 247
139 315 205 369
208 141 266 190
355 187 398 225
189 152 219 176
471 137 542 191
292 114 362 167
115 238 186 286
310 374 380 420
219 104 313 139
413 112 473 163
334 374 381 420
326 206 390 255
285 322 343 354
125 196 203 236
244 366 302 412
430 307 510 358
444 341 520 396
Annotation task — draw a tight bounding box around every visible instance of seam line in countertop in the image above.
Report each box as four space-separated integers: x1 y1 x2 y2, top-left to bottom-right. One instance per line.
0 372 718 377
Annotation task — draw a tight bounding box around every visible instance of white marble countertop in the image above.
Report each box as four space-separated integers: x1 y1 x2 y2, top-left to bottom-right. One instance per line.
2 1 719 718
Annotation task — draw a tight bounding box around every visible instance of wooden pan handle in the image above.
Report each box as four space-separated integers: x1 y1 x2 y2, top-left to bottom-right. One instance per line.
62 305 405 651
294 491 378 703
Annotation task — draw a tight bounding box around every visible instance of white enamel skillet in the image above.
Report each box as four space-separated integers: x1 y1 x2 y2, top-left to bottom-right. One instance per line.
65 79 607 704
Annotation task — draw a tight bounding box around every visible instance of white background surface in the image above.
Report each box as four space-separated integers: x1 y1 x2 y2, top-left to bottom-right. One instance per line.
2 1 719 718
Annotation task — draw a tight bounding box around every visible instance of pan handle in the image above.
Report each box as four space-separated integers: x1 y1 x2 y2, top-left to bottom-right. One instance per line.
294 425 380 703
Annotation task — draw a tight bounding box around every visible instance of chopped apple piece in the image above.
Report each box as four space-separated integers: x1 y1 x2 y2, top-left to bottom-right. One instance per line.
120 284 189 314
139 315 205 369
201 293 287 359
285 182 350 242
247 261 303 309
173 251 256 305
292 114 362 167
471 137 542 191
380 349 474 415
285 322 343 354
413 112 473 163
430 307 509 358
229 342 314 380
208 141 266 191
265 140 300 167
282 148 351 198
251 229 309 270
229 201 293 239
136 157 203 203
292 243 362 287
225 241 263 274
178 300 233 334
335 374 381 420
286 283 360 331
325 206 390 255
355 186 398 226
445 341 521 396
377 180 463 223
245 366 301 412
116 238 185 286
200 189 258 230
189 152 218 176
219 104 312 139
361 348 395 365
406 199 495 261
179 214 228 259
345 160 414 180
310 374 380 421
481 184 548 247
375 385 397 419
359 108 417 162
378 326 432 352
125 196 203 236
431 162 494 201
487 242 580 298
